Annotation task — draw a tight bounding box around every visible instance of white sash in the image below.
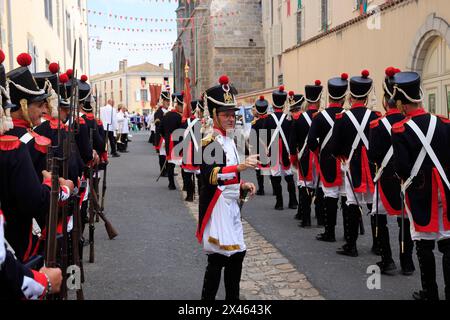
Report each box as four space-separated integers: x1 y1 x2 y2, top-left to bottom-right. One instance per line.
20 132 34 145
183 118 200 152
298 112 313 160
320 110 335 152
403 115 450 193
346 109 371 164
374 117 394 183
268 113 290 154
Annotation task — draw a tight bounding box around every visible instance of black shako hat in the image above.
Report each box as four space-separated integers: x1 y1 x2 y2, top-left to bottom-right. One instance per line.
305 80 323 103
287 91 305 111
191 99 204 113
255 96 269 114
272 85 287 109
204 75 238 116
58 73 74 108
172 92 184 105
383 67 401 99
161 91 171 101
350 70 373 99
391 72 422 105
328 74 349 100
7 53 50 112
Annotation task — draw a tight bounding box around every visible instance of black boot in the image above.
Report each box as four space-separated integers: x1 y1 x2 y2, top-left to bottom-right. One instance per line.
371 215 381 256
341 197 349 242
337 204 359 257
300 188 312 228
167 163 176 190
159 155 168 177
314 188 325 226
271 176 283 210
197 174 202 196
438 239 450 301
256 170 265 196
295 187 303 220
286 175 298 209
376 215 397 275
414 240 439 300
317 197 337 242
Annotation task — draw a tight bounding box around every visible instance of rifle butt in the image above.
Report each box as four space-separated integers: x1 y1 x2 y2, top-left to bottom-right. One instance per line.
105 220 119 240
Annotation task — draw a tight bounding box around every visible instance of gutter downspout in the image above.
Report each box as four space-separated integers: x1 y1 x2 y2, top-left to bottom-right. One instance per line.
6 0 14 70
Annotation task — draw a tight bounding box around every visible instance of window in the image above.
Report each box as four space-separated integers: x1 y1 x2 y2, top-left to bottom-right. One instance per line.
141 77 146 83
66 12 72 52
56 0 61 36
120 78 123 89
296 9 302 44
79 38 84 70
27 39 38 73
140 89 149 102
278 74 284 86
355 0 368 15
44 0 53 26
120 91 123 102
321 0 328 31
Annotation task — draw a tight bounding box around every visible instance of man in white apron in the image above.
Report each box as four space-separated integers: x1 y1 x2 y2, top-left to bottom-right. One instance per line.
197 75 257 301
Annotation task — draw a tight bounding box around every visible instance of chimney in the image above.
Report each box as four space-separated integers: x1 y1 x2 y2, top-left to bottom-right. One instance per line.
119 59 128 72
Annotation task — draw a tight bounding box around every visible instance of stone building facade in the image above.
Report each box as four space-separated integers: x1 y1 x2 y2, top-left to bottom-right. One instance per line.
172 0 265 99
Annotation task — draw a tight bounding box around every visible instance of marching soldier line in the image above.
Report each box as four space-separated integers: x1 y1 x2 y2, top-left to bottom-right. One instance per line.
152 68 449 301
0 45 449 301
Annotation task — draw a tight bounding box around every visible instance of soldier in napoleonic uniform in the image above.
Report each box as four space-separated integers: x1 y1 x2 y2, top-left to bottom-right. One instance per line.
154 91 170 177
308 74 349 242
264 86 298 211
368 67 415 276
391 72 450 300
330 70 381 257
160 92 184 190
181 99 204 202
250 96 270 196
289 82 323 228
196 75 257 301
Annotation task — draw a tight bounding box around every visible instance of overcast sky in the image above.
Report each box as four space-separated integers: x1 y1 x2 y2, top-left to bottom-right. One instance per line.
88 0 178 76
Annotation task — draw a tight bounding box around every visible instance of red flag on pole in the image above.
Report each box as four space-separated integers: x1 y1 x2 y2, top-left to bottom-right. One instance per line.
182 62 192 123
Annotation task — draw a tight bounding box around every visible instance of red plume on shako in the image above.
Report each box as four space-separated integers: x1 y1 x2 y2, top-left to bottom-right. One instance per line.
66 69 73 78
59 73 69 84
289 91 295 97
259 96 265 101
219 75 229 86
361 69 370 78
49 63 60 74
279 85 285 92
17 53 32 67
341 73 349 81
315 80 322 86
81 75 88 82
0 50 5 64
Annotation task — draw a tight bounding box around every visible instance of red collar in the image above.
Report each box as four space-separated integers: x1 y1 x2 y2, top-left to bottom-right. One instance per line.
351 103 366 109
385 108 401 116
328 103 343 108
291 111 302 120
274 109 284 113
308 105 319 111
42 114 53 121
12 118 31 128
213 126 227 137
258 114 269 119
406 107 427 118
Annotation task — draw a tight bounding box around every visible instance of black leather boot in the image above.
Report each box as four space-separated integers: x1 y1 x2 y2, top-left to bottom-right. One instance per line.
271 176 283 210
414 240 439 300
341 197 349 242
300 188 312 228
314 188 325 226
397 217 415 275
438 239 450 301
286 175 298 209
256 170 265 196
317 197 337 242
337 205 359 257
376 215 397 275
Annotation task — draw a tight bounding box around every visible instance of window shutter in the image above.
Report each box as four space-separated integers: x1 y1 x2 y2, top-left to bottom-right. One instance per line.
135 90 141 101
272 24 282 56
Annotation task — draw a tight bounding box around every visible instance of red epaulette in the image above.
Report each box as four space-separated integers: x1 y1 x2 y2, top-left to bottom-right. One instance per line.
78 117 86 125
437 115 450 124
392 118 409 134
49 118 63 130
375 111 383 117
0 135 21 151
33 134 51 154
85 113 95 121
335 113 344 120
370 118 380 129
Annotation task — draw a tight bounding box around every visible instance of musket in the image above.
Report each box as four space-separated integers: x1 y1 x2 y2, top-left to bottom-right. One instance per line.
88 129 96 263
90 188 118 240
156 158 168 182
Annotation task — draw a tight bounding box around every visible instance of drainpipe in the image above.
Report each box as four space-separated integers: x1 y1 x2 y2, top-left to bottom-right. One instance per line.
6 0 14 70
